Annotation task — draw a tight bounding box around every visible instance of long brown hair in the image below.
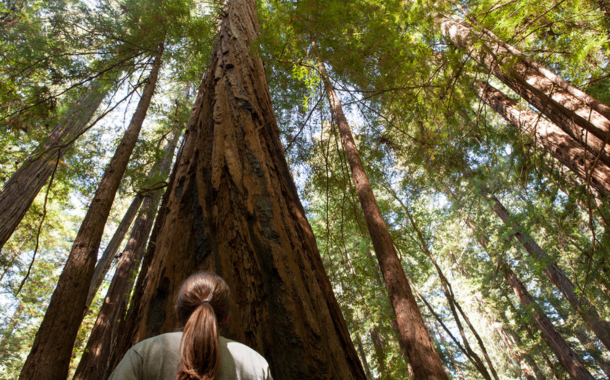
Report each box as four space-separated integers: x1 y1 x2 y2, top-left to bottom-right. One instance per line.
175 272 230 380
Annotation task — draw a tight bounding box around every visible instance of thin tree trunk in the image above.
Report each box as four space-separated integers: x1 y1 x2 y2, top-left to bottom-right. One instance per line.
109 2 366 379
498 261 595 380
0 78 111 251
18 47 163 380
440 16 610 157
480 186 610 351
319 63 448 379
370 327 390 380
474 81 610 197
74 126 181 380
85 194 143 308
485 301 546 380
413 284 489 378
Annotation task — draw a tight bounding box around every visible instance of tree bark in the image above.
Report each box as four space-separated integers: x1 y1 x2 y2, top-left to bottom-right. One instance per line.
480 187 610 352
85 194 144 308
474 81 610 197
18 47 163 380
74 126 181 380
109 2 366 379
0 78 111 251
440 16 610 159
498 261 595 380
319 63 448 379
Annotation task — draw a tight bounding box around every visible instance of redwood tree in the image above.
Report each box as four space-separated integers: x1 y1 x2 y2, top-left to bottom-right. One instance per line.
0 78 112 252
74 125 182 380
109 1 365 379
440 16 610 162
318 63 448 379
18 47 164 380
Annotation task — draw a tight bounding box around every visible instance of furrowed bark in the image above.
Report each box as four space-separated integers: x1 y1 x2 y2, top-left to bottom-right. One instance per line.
18 47 163 380
0 78 111 251
85 194 144 308
498 262 595 380
74 127 181 380
110 1 366 379
319 63 447 379
480 187 610 351
440 16 610 158
474 81 610 197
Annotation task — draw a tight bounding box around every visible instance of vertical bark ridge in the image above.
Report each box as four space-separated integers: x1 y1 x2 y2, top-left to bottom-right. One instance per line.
18 47 163 380
110 1 365 379
318 63 448 379
0 78 111 251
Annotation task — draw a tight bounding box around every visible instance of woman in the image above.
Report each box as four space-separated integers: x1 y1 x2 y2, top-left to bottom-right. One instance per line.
109 272 273 380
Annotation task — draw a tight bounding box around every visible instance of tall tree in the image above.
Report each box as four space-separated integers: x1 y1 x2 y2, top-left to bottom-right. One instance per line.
440 16 610 159
0 78 113 251
109 1 366 379
74 124 182 380
479 185 610 351
85 194 144 308
318 63 449 379
446 187 596 380
474 81 610 197
18 47 164 380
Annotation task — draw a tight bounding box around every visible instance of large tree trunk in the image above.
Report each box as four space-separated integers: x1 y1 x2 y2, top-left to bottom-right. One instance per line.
319 64 448 379
74 126 181 380
440 16 610 158
474 81 610 197
498 261 595 380
109 2 366 379
480 187 610 351
0 78 111 251
85 194 144 308
18 48 163 380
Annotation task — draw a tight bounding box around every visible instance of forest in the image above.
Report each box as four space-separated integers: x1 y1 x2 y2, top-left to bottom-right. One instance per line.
1 0 610 378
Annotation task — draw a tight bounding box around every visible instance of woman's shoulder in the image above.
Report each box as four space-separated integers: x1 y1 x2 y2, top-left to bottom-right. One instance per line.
132 332 183 353
219 336 272 380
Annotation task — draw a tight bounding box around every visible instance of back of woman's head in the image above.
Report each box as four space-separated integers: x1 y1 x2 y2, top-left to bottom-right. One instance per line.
175 272 230 380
